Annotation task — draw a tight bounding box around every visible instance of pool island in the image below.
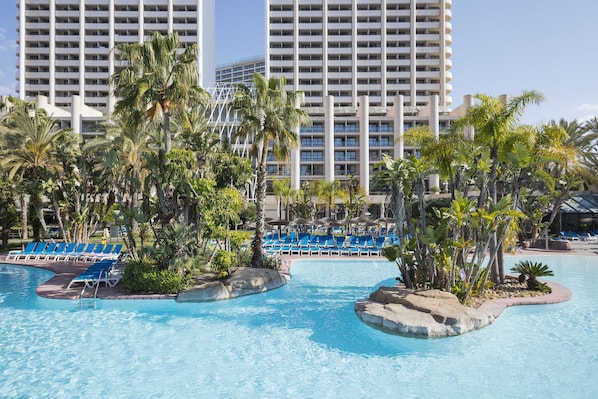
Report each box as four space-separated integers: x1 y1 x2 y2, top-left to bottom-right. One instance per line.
355 279 572 338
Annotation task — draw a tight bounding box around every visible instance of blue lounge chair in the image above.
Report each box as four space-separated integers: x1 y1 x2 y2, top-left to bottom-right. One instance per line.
348 247 360 256
23 242 49 260
33 242 57 260
67 259 121 289
369 247 382 256
54 243 78 261
7 242 38 260
80 244 106 262
43 242 67 261
62 243 87 261
69 243 97 261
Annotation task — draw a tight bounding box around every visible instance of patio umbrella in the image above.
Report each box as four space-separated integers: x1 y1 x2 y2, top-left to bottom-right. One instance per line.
268 219 289 226
315 217 330 226
267 219 289 238
290 218 311 226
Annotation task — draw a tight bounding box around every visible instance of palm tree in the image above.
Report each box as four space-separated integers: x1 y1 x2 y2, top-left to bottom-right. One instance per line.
372 155 415 287
456 91 544 283
0 103 71 239
557 118 598 188
313 179 347 219
178 106 220 179
272 178 294 222
231 73 310 268
110 32 208 155
86 115 157 256
110 32 211 227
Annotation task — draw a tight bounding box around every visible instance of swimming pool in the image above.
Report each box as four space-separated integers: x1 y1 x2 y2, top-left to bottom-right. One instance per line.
0 255 596 398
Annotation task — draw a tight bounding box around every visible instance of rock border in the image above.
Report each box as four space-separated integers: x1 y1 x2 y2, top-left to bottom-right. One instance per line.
176 267 289 302
354 280 572 338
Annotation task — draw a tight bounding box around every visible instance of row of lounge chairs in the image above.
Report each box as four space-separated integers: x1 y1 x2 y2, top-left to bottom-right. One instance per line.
559 231 598 242
263 234 393 257
7 242 123 262
66 257 125 289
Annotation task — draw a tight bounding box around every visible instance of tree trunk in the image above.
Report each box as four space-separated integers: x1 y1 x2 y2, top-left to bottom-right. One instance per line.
488 145 500 284
251 145 268 269
50 194 67 242
542 189 569 250
164 111 172 154
20 194 29 240
34 196 48 240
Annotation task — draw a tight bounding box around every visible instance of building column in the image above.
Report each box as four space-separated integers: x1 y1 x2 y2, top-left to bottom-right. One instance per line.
49 0 56 104
108 0 116 114
138 0 144 43
168 0 174 33
79 0 86 99
290 96 301 191
359 95 370 196
18 0 25 100
324 95 335 183
393 94 405 159
463 94 474 140
428 94 440 192
71 95 82 135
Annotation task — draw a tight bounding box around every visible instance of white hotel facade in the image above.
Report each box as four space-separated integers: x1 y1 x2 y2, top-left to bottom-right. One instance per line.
17 0 215 135
266 0 472 200
14 0 476 214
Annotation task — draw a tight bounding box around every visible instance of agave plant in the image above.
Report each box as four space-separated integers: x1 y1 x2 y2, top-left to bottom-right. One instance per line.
510 260 554 291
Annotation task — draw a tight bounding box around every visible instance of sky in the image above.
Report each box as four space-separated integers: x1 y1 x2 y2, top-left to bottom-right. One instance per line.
1 0 597 125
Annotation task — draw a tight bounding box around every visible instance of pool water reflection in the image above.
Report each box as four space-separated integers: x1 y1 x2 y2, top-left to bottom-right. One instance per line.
0 255 596 398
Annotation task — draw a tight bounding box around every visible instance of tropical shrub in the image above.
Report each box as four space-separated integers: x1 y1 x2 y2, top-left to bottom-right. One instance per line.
237 249 252 268
510 260 554 292
229 231 251 252
122 256 189 294
262 255 282 271
211 249 236 279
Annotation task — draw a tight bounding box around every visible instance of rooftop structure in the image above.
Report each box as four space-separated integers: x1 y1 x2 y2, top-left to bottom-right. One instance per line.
216 56 266 85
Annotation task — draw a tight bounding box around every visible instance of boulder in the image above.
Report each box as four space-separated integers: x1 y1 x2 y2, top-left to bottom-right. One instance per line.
176 268 287 302
177 280 229 302
355 287 495 338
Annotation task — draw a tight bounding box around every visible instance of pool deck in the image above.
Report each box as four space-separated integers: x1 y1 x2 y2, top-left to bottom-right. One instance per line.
1 242 595 308
0 256 176 300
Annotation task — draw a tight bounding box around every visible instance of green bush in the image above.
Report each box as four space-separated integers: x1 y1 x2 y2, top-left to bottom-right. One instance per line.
122 256 189 294
229 231 251 251
237 250 252 268
262 255 282 271
212 249 236 275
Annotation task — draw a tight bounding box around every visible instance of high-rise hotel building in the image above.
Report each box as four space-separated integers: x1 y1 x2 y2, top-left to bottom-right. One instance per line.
17 0 215 115
266 0 458 197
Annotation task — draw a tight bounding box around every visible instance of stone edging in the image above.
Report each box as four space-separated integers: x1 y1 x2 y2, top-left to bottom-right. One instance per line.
478 280 572 318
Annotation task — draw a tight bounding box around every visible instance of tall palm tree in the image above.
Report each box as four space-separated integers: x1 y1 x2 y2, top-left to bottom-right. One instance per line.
231 73 310 268
456 91 544 283
313 179 347 219
110 32 210 225
110 31 209 155
556 118 598 188
0 103 71 239
86 115 157 256
177 106 221 179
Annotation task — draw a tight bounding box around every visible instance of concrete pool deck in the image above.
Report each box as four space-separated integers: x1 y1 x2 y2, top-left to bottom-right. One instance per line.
1 242 594 307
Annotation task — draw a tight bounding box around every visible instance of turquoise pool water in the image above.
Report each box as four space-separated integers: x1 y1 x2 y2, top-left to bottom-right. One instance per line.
0 255 596 398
